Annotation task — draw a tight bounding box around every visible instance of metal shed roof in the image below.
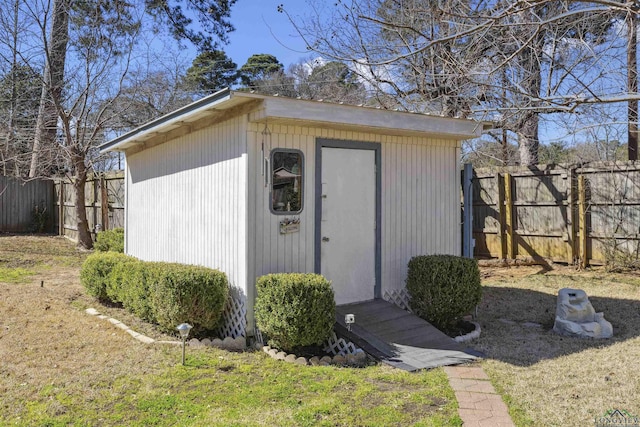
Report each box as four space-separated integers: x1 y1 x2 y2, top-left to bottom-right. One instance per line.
100 88 486 153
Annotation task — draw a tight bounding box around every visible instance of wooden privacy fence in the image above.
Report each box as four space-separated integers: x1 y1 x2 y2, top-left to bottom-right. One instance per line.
0 176 54 232
54 171 124 241
471 162 640 266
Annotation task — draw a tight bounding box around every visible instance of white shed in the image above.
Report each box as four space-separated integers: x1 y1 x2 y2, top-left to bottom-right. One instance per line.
101 89 484 338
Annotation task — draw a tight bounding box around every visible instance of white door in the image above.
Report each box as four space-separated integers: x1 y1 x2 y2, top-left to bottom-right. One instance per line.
320 147 376 305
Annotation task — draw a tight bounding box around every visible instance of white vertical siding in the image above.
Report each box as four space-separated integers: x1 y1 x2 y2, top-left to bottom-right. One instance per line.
247 123 316 281
247 124 461 304
126 112 461 334
381 138 461 293
125 116 248 296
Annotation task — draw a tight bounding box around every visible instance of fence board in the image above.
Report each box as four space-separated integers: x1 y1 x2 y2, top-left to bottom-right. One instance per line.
470 162 640 266
0 176 54 232
54 171 124 241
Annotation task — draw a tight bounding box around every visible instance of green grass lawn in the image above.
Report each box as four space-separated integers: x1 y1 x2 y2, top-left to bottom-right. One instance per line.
0 265 35 282
10 346 461 427
0 235 462 427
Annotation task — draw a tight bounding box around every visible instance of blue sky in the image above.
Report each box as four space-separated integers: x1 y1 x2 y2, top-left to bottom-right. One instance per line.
225 1 314 68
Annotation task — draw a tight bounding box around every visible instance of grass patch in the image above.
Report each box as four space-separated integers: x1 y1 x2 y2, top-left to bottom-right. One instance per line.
477 265 640 427
0 236 461 426
2 347 461 426
0 266 35 283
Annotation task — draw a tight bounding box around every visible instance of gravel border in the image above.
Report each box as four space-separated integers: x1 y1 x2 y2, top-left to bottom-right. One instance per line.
85 308 246 351
260 345 368 367
453 321 482 343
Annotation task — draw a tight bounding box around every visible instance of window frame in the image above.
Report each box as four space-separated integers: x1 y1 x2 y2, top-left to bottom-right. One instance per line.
269 148 304 215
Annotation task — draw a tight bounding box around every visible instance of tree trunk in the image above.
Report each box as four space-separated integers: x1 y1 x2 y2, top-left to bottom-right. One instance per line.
515 14 542 167
517 112 539 166
628 9 638 161
29 0 69 178
72 149 93 250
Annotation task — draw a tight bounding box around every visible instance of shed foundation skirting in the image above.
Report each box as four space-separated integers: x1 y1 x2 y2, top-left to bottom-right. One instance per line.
216 291 247 339
383 288 411 311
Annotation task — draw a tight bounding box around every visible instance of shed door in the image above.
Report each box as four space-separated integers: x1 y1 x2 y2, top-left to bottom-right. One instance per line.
320 147 376 304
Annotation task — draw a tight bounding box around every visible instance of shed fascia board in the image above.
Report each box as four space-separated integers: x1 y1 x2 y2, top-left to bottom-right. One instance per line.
101 90 485 153
100 88 237 153
259 97 484 139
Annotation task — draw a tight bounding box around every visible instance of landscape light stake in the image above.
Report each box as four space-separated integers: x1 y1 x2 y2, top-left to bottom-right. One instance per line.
176 323 193 366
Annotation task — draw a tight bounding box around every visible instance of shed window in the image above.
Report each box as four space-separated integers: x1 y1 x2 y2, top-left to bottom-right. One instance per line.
271 150 303 214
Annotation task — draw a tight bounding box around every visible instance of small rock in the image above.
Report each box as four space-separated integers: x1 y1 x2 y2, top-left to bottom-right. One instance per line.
125 329 140 338
254 342 263 350
275 351 287 360
262 345 271 353
221 336 235 349
136 335 155 344
212 338 223 347
268 349 278 358
189 338 203 347
319 361 330 366
201 338 212 346
295 357 308 365
230 336 246 351
309 356 320 365
85 308 99 316
354 350 366 362
114 322 129 331
498 318 516 325
284 354 297 363
346 354 357 365
320 356 332 364
97 315 108 320
332 354 346 365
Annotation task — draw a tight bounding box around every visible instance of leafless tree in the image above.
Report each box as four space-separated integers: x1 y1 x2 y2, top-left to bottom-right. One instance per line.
284 0 631 166
1 0 235 248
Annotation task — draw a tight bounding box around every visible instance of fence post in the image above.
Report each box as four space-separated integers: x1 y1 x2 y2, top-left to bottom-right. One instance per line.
568 168 577 264
462 163 474 258
504 172 515 260
58 180 64 236
100 176 109 230
497 173 506 259
578 174 588 268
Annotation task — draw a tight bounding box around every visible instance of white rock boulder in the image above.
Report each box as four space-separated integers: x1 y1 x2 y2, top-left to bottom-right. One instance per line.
553 288 612 339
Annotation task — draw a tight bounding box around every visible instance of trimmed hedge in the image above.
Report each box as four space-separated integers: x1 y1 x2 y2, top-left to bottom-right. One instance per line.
406 255 482 330
150 263 229 333
94 228 124 253
81 252 135 301
109 259 154 322
81 253 229 334
255 273 335 352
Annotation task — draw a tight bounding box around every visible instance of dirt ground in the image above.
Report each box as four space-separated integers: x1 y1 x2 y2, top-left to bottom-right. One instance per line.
0 235 177 421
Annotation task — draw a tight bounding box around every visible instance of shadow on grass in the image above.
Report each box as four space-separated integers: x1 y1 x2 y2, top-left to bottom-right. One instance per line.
475 285 640 367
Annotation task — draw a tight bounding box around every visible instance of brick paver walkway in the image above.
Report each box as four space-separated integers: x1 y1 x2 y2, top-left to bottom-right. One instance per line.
444 365 515 427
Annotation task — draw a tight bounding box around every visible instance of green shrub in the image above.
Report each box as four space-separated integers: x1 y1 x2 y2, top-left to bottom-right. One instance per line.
94 228 124 253
80 252 135 301
108 259 155 321
81 252 229 335
406 255 481 331
149 264 229 334
255 273 335 352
